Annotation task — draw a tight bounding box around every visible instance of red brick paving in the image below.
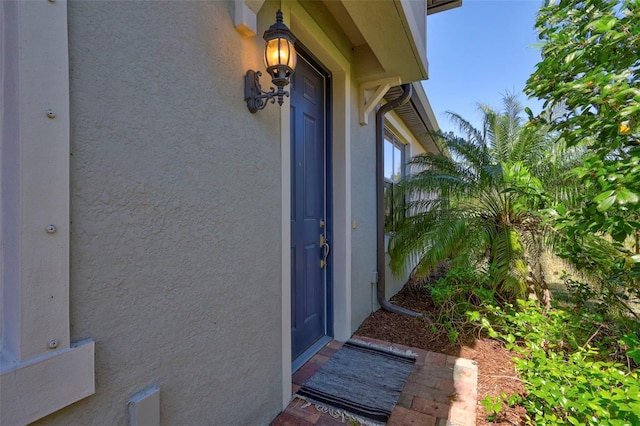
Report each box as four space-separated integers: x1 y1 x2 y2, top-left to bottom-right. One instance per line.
271 412 314 426
270 336 478 425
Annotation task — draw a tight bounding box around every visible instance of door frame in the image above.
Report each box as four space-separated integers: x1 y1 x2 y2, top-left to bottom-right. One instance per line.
289 47 333 372
279 1 352 410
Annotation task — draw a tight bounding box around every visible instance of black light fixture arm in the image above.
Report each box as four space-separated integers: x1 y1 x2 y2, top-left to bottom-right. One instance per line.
244 70 289 113
244 10 296 113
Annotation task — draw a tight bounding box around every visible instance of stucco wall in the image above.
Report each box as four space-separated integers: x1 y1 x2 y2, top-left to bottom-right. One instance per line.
36 1 284 424
350 105 429 328
350 82 378 331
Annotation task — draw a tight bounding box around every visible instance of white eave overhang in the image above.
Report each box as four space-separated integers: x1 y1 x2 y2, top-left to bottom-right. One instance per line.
233 1 459 133
235 0 461 83
385 83 442 154
335 0 428 82
327 0 461 82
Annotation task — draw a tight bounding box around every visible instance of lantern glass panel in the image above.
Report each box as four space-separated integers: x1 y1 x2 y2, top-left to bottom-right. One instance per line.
264 38 296 69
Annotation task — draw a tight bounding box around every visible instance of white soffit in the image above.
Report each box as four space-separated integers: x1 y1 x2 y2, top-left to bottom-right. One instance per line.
385 83 441 154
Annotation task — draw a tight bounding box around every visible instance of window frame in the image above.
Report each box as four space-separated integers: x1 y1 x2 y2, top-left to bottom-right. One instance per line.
383 129 406 234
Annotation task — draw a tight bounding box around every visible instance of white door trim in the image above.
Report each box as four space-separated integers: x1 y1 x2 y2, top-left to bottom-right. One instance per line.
278 1 352 409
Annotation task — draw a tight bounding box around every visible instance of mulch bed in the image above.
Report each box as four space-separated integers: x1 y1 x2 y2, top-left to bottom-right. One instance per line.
355 284 528 425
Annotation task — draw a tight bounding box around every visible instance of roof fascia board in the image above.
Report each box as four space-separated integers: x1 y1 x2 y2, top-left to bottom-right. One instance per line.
427 0 462 15
395 0 429 79
411 82 439 132
410 82 442 153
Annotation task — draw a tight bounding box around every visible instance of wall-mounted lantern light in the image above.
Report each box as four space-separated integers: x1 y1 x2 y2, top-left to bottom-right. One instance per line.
244 10 297 113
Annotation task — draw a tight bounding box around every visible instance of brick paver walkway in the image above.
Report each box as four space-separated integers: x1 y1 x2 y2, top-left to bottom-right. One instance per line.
271 335 478 426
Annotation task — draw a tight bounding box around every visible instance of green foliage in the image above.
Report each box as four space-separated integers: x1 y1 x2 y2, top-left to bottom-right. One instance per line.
620 333 640 364
425 265 495 343
562 272 597 310
481 393 520 422
480 395 504 421
472 300 640 425
388 96 575 303
526 0 640 311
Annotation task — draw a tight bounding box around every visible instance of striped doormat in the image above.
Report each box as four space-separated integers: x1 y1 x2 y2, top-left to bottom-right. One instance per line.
296 340 417 425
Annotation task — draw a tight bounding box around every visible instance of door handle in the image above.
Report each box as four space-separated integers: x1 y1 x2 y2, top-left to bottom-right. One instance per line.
320 236 330 268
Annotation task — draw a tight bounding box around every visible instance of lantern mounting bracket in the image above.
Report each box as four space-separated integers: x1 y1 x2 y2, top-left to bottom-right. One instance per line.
244 70 289 113
243 9 296 114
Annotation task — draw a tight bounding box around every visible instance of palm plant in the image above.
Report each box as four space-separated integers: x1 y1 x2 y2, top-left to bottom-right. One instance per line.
388 95 579 303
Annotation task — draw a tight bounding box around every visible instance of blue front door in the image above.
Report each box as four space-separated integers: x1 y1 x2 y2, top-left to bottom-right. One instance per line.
290 54 329 361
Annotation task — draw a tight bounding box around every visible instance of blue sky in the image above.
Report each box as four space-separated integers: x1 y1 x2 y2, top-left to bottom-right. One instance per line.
423 0 545 134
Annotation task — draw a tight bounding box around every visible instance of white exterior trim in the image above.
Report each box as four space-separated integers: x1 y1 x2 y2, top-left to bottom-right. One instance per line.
398 0 429 78
0 2 95 424
385 111 416 151
280 1 352 409
0 340 95 425
233 0 268 37
234 0 257 37
359 77 401 125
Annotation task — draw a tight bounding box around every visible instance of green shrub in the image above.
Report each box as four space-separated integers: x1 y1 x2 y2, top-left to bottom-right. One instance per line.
425 265 495 343
471 300 640 425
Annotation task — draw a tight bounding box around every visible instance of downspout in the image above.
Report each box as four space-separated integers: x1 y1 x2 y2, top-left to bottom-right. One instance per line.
375 84 422 318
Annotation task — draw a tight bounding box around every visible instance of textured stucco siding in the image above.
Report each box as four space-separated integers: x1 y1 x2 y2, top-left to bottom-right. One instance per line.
351 106 429 326
36 1 283 424
349 81 378 331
